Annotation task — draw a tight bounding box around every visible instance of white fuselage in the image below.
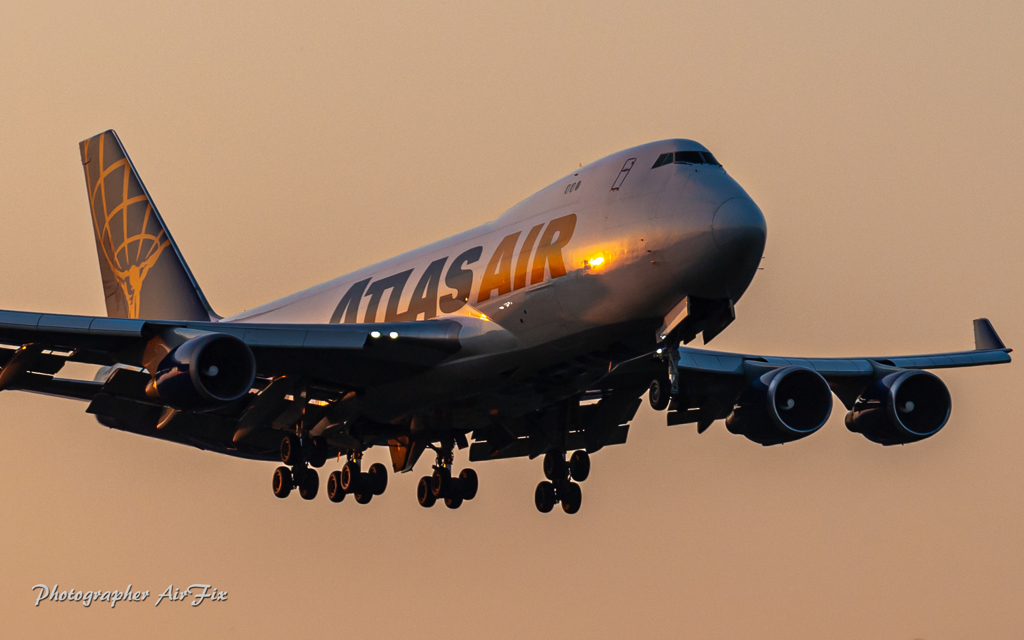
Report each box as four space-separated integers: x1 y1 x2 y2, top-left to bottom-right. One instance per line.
225 139 767 420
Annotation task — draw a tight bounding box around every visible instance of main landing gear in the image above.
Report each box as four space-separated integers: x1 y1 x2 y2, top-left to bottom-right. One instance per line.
272 433 325 500
271 434 388 504
535 450 589 514
326 453 388 505
417 445 478 510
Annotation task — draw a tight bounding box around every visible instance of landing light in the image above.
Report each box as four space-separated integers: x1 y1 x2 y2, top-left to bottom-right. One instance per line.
370 331 381 338
389 331 399 339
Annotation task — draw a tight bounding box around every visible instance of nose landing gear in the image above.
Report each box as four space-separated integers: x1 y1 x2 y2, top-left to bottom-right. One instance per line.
535 450 589 514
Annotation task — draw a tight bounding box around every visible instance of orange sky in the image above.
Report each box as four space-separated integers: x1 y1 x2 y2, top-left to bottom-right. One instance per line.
1 1 1022 637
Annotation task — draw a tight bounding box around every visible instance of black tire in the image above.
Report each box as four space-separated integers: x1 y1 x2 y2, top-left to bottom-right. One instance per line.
280 434 302 466
417 476 436 507
308 437 328 469
340 461 361 493
561 482 582 514
444 480 464 509
368 463 388 495
431 469 452 499
458 468 478 500
327 470 346 503
535 481 556 513
543 452 564 481
298 468 319 500
569 450 591 482
272 466 293 498
649 376 671 411
354 490 373 505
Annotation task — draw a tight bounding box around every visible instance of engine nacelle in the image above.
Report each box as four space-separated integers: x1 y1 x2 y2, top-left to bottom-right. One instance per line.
152 333 256 410
726 366 833 445
845 370 950 445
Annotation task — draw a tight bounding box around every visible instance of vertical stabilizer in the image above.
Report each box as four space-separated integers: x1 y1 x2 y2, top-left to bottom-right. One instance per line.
79 130 217 321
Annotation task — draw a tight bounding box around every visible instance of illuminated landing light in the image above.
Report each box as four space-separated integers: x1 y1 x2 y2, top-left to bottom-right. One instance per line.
389 331 399 339
370 331 381 338
656 348 663 355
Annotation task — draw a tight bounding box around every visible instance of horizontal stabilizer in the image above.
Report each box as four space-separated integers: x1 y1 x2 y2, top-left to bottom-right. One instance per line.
973 318 1006 351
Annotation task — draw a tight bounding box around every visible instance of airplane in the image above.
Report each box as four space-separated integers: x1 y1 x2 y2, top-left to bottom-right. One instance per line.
0 130 1010 514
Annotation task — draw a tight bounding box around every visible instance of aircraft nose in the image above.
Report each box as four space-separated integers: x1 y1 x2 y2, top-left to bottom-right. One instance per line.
711 197 767 257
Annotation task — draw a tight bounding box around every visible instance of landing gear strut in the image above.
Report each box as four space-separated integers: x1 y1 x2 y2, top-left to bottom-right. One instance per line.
417 442 478 509
535 450 589 514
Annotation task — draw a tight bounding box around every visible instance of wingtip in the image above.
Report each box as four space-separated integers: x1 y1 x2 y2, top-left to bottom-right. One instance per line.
973 318 1006 351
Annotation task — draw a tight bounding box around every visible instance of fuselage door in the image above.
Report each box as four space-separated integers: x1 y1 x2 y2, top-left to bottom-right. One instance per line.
610 158 636 192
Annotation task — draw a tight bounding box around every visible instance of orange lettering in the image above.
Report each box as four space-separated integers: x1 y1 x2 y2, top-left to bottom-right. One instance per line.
477 232 521 303
530 214 577 285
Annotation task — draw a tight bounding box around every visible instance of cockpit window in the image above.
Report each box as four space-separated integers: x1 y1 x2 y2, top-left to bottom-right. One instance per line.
652 149 724 169
652 153 673 169
674 151 704 164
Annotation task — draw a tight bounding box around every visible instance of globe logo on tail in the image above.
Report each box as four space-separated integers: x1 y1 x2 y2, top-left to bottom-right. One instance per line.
82 133 171 319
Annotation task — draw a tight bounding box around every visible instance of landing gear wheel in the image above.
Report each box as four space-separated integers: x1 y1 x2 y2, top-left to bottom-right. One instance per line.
368 463 388 495
340 461 361 493
354 490 373 505
298 468 319 500
280 434 302 465
458 468 478 500
272 466 293 498
431 469 452 499
649 376 671 411
444 480 464 509
535 481 556 513
542 452 564 481
569 451 590 482
417 476 436 507
308 437 328 469
327 470 346 503
560 482 582 514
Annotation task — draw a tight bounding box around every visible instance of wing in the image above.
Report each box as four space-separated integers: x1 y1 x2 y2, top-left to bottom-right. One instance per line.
602 318 1010 445
0 309 460 381
0 308 462 458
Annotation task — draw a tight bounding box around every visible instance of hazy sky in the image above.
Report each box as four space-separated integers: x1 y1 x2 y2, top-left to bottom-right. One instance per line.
1 1 1022 638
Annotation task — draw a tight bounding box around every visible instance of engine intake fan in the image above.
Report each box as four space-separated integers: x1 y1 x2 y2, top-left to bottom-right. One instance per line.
152 333 256 410
845 370 951 445
726 366 833 445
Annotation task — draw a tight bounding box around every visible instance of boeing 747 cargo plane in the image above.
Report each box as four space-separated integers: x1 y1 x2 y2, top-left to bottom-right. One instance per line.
0 131 1009 513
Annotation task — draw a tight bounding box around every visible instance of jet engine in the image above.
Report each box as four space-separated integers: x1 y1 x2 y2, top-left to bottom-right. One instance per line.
726 366 833 445
845 370 951 445
152 333 256 410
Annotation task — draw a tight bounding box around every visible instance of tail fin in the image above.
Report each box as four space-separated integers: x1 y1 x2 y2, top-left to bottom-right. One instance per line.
79 130 218 321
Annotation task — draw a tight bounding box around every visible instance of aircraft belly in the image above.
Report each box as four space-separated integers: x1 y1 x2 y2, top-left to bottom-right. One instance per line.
358 319 656 423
